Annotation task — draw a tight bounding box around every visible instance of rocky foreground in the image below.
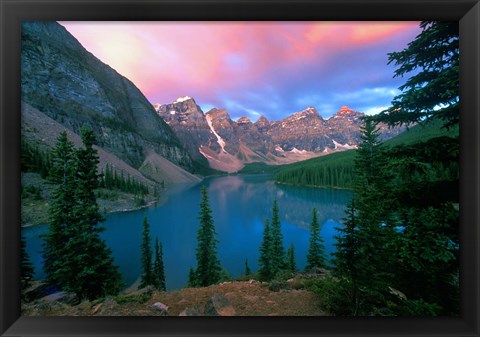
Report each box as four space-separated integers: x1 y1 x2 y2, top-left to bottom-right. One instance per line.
22 279 327 316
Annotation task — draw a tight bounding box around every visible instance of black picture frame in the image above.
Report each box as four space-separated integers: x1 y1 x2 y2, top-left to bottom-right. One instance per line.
1 0 479 336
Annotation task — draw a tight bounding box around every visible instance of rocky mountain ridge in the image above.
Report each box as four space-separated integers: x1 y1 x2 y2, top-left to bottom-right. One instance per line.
155 98 404 172
21 102 201 186
21 21 195 175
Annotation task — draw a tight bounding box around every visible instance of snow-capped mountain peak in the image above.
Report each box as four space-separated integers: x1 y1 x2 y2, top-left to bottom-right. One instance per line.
174 96 192 103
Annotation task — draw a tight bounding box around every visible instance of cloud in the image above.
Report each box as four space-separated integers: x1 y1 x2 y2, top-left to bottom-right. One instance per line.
361 106 390 115
60 21 421 119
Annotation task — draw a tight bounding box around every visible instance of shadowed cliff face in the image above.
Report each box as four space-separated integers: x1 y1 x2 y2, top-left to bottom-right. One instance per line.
21 21 194 171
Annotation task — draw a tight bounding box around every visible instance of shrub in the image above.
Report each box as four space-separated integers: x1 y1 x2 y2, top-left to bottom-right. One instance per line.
268 280 291 292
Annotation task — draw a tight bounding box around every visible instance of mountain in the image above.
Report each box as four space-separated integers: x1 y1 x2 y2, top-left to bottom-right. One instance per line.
266 107 330 152
21 102 200 185
274 118 458 189
154 100 404 172
155 96 216 165
21 21 195 176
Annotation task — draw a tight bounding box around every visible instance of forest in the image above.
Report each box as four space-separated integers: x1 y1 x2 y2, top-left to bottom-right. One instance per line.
21 20 459 316
278 20 460 315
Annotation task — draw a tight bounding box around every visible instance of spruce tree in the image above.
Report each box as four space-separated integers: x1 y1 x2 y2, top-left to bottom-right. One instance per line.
270 200 285 275
194 186 221 287
306 208 326 271
43 131 76 285
258 219 273 281
187 267 198 287
244 258 251 276
58 128 122 300
153 237 166 291
356 120 397 286
372 21 459 128
140 216 153 288
333 201 362 315
286 243 297 273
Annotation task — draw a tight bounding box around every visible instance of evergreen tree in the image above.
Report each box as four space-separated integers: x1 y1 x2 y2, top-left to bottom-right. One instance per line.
372 21 459 128
286 243 297 273
152 237 166 291
53 128 122 300
21 235 34 297
194 186 221 287
333 201 362 315
43 131 76 285
244 258 251 276
270 200 285 275
140 216 153 288
326 21 460 316
187 267 198 287
306 208 326 271
330 122 397 315
258 219 274 281
354 120 397 307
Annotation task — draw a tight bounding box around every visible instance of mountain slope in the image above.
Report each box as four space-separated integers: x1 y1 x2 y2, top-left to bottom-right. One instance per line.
274 119 459 188
21 21 194 172
22 102 199 185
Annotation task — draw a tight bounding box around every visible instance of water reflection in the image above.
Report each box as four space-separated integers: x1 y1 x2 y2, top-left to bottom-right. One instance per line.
23 174 352 290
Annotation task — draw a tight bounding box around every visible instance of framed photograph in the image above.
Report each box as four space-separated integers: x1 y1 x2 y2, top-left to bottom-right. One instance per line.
1 0 479 336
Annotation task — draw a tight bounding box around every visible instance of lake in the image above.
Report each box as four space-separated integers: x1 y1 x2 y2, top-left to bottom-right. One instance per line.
23 174 352 291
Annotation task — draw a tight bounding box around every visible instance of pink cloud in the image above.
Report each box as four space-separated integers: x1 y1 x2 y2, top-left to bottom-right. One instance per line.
60 21 420 108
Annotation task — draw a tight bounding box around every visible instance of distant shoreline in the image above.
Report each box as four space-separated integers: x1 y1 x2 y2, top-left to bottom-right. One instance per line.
21 196 161 228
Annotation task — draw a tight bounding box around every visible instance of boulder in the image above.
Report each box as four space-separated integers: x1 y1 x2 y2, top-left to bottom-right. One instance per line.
204 293 236 316
151 302 169 316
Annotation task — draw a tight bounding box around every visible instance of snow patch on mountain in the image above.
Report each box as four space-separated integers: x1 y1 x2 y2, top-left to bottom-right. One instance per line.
290 147 307 154
205 114 226 152
332 140 357 150
174 96 192 103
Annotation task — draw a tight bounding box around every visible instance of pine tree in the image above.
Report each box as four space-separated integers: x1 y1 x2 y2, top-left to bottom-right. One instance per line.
270 200 285 275
372 21 459 128
258 219 274 281
140 216 153 288
194 186 221 287
43 131 76 285
333 201 362 315
244 258 251 276
187 267 198 287
152 237 166 291
55 128 122 300
306 208 326 271
286 243 297 273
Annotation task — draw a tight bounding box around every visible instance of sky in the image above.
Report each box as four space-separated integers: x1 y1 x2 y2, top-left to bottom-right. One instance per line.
60 21 421 121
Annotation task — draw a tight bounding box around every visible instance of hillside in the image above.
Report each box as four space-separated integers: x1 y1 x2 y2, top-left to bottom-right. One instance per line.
275 119 459 189
21 102 200 185
21 102 202 226
21 21 195 172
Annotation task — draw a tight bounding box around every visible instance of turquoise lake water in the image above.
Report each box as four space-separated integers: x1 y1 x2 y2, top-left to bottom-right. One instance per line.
23 174 352 290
